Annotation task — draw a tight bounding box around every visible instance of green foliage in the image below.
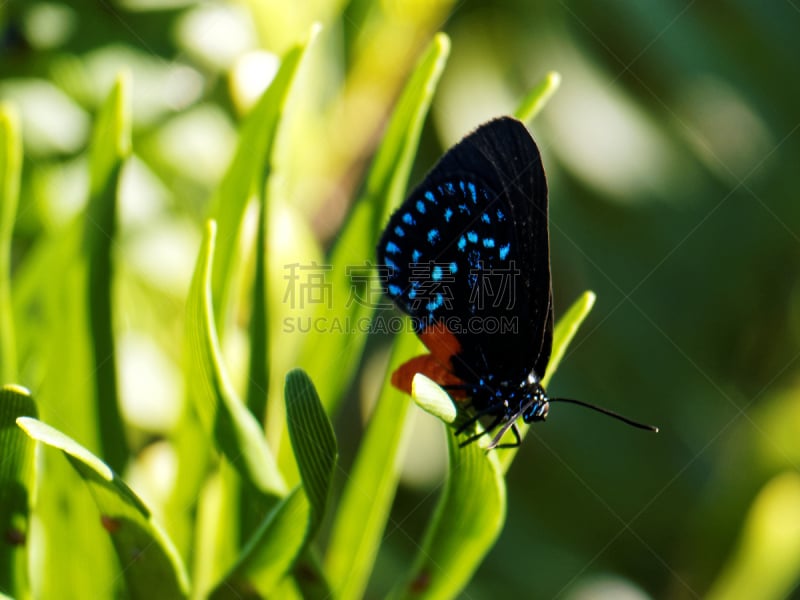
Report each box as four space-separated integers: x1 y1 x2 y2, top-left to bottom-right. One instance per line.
0 385 36 599
2 2 796 598
0 26 583 599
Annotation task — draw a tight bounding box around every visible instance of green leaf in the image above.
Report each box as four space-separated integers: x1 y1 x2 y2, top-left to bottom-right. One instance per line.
324 331 422 600
0 385 36 599
284 369 337 532
84 73 132 473
210 488 309 600
210 370 337 598
0 106 21 383
209 30 317 325
391 426 506 600
296 33 451 412
514 71 562 124
16 417 189 599
544 290 596 388
185 220 285 497
706 472 800 600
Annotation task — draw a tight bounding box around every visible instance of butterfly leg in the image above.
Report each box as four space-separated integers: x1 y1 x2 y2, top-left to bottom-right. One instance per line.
490 422 522 449
458 413 504 447
486 419 522 450
455 405 499 436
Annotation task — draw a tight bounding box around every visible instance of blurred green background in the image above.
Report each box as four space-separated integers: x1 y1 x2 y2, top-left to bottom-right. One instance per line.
2 0 800 598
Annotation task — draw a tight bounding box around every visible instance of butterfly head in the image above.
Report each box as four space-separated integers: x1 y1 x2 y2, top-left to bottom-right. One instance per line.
520 371 549 424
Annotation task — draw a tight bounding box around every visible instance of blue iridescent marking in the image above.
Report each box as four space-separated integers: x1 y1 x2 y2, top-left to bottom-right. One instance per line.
468 250 482 270
386 241 400 254
459 181 466 195
432 265 443 281
412 249 421 262
483 238 495 248
402 213 415 225
458 203 471 215
467 182 477 203
481 213 491 224
445 182 455 193
416 200 426 214
458 236 467 251
426 294 443 311
444 207 453 222
467 231 478 243
388 284 401 296
496 209 505 221
394 225 405 237
427 229 440 244
449 262 458 273
499 243 511 260
385 257 399 270
408 289 417 299
425 190 436 203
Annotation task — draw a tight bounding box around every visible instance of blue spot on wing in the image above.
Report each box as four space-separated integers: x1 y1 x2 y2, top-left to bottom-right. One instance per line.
481 213 491 224
388 284 401 296
499 243 511 260
444 207 453 222
394 226 405 237
425 191 436 203
467 182 477 203
412 249 422 262
385 257 399 270
432 265 442 281
426 294 444 312
416 200 426 214
427 229 440 244
402 213 415 225
483 238 495 248
458 236 467 251
385 241 400 254
449 262 458 273
467 231 478 243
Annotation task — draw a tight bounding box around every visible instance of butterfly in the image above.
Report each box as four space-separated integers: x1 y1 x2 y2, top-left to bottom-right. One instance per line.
377 116 657 449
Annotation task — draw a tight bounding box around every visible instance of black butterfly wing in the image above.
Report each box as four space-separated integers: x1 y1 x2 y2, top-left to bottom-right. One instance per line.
378 117 553 386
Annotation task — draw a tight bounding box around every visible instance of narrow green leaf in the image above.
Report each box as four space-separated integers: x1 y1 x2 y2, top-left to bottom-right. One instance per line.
544 290 596 388
296 33 451 411
499 290 596 472
284 369 337 531
0 106 20 382
210 488 309 600
85 73 132 473
391 426 506 600
325 331 421 600
210 30 317 324
0 385 36 599
210 371 337 598
16 417 189 599
185 220 285 497
514 71 561 124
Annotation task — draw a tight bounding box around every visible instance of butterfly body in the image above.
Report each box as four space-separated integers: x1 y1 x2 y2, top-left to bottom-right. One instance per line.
378 116 553 447
378 116 658 447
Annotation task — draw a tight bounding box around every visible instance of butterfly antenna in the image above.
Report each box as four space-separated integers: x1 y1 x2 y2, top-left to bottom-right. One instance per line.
549 398 659 432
